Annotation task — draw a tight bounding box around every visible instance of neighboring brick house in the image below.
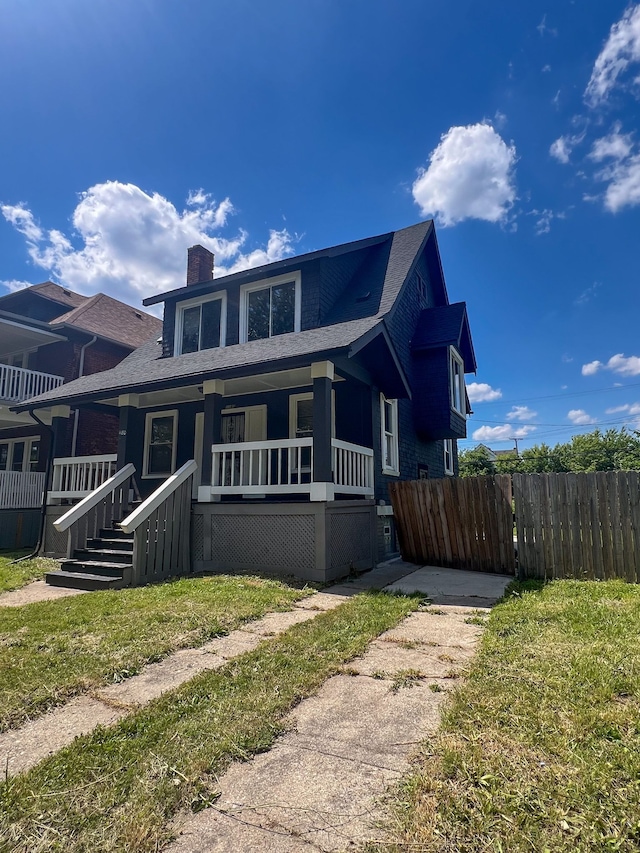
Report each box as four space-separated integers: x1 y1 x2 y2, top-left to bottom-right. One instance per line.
0 282 161 547
18 220 476 582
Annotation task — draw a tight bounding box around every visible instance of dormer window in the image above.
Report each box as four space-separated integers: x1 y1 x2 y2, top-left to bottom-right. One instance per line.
174 292 226 355
240 272 301 343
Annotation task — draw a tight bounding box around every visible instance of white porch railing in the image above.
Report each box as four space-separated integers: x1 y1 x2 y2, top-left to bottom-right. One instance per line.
204 438 374 499
49 454 118 502
332 439 374 495
0 363 64 404
0 470 46 509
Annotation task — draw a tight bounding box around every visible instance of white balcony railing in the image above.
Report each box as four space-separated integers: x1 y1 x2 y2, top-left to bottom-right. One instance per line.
48 454 118 502
205 438 374 499
0 470 46 509
0 363 64 404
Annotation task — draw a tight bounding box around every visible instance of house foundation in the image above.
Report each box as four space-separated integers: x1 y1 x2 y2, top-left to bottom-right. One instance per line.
193 499 376 584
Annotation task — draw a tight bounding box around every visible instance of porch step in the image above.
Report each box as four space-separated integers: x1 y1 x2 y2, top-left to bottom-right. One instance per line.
98 527 132 540
45 570 129 591
65 552 134 570
85 538 134 553
60 552 132 577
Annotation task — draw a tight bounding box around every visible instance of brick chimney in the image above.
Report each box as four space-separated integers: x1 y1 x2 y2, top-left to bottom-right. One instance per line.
186 245 214 286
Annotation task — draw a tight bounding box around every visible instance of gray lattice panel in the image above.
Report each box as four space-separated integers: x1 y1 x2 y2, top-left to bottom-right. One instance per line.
43 519 67 558
192 513 204 563
330 512 372 571
211 513 315 573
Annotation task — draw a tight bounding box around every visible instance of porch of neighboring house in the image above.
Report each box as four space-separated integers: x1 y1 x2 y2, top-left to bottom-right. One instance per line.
0 361 65 549
40 360 389 586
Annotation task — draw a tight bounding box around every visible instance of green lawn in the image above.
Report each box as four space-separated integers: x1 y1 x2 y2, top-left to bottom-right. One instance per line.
0 551 58 593
0 574 310 732
374 580 640 852
0 591 419 853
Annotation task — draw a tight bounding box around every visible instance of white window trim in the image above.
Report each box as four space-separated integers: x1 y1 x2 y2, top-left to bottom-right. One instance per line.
380 394 399 476
444 439 455 476
288 391 336 439
174 290 227 355
220 404 268 442
0 437 40 472
449 347 465 416
142 410 178 479
239 271 302 343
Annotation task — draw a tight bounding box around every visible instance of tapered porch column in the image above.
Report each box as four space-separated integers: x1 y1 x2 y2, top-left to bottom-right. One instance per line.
116 394 140 470
199 379 224 501
310 361 334 502
51 405 71 459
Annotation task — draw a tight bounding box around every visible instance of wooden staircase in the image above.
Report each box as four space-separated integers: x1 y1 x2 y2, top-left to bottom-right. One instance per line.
46 523 134 591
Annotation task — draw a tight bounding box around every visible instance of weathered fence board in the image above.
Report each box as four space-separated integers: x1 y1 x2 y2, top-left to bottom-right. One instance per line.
389 475 516 574
513 471 640 581
391 470 640 583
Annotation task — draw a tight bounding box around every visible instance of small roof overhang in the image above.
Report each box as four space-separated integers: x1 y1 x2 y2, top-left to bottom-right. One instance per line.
0 315 66 357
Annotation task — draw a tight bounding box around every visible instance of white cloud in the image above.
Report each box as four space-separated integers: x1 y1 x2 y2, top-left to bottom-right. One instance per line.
600 153 640 211
582 360 603 376
506 406 537 421
412 123 517 226
589 124 635 161
1 182 295 307
471 424 536 442
574 281 600 305
0 279 35 292
542 64 552 73
582 353 640 377
585 5 640 106
568 409 596 425
529 208 555 234
466 382 502 403
605 402 640 414
550 133 585 164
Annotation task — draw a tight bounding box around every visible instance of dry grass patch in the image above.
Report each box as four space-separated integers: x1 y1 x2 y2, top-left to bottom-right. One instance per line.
371 580 640 852
0 552 58 593
0 574 309 731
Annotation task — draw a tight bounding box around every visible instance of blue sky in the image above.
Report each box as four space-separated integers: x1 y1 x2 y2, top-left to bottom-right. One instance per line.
1 0 640 450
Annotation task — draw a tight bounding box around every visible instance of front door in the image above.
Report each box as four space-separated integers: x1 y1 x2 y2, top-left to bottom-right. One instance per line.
220 405 267 487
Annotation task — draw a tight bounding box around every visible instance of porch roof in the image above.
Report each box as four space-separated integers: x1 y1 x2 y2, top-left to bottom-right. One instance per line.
14 315 403 410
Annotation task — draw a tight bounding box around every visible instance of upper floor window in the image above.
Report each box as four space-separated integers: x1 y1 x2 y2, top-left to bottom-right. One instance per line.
240 272 301 343
175 292 226 355
380 394 399 476
416 273 427 306
449 347 465 415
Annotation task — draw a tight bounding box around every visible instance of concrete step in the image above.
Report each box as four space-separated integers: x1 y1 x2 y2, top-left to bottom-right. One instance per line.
45 570 129 591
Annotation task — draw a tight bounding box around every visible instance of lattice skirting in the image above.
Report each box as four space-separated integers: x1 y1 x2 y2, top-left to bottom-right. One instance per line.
193 501 376 583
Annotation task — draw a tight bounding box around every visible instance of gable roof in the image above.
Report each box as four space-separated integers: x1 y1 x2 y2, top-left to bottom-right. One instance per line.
411 302 477 373
15 220 462 411
50 293 161 349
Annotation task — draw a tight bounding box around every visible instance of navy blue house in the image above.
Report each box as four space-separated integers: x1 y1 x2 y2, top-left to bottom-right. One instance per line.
18 220 476 583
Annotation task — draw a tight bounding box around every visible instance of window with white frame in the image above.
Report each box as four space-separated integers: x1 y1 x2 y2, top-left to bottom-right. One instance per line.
143 411 178 477
175 292 226 355
444 439 454 475
0 438 40 472
380 394 399 475
449 348 465 415
240 272 301 343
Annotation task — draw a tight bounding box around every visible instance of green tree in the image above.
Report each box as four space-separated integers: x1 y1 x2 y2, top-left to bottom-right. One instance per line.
458 446 495 477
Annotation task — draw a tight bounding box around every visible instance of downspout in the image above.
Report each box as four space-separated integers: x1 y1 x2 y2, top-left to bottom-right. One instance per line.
10 409 54 564
71 335 97 456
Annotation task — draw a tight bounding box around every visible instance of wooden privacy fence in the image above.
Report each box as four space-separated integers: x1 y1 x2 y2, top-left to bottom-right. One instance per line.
390 471 640 582
514 471 640 582
389 475 516 574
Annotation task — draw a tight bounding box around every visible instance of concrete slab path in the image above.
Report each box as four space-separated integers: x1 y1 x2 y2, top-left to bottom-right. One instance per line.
0 579 87 608
0 557 512 851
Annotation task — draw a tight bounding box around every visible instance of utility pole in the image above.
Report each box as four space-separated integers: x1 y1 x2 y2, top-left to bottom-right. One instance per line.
510 437 520 457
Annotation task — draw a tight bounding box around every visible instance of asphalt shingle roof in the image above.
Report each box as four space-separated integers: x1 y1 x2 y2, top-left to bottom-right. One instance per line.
51 293 162 349
17 220 444 410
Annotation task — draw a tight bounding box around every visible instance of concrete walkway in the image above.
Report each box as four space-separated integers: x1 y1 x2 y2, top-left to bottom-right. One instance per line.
0 559 512 850
0 579 86 608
